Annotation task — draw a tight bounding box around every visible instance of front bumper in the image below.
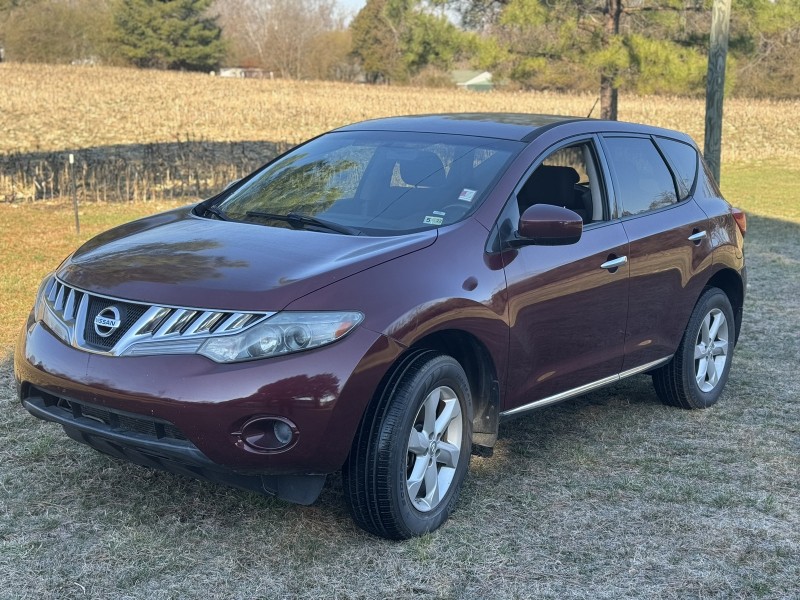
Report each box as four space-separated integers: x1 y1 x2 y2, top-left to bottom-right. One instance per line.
22 391 325 503
15 318 403 501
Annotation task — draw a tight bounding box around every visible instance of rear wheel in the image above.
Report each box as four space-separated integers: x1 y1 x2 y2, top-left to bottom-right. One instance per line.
343 351 473 539
653 287 736 409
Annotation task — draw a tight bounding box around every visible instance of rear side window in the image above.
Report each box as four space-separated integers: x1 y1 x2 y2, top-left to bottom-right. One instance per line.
657 137 698 199
603 136 678 217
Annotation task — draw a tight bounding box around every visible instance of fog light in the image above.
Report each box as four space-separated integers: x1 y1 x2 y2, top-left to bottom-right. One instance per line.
240 417 297 452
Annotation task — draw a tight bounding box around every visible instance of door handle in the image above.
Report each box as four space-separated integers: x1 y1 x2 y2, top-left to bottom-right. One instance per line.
688 230 707 243
600 256 628 271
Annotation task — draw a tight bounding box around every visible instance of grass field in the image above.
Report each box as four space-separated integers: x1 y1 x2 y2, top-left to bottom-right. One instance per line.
1 203 797 598
1 65 799 598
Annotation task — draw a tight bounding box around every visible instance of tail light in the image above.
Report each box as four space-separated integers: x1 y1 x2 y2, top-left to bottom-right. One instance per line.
732 208 746 237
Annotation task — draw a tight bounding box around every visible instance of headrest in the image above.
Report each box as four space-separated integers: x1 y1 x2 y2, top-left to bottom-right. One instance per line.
521 165 579 205
397 151 446 188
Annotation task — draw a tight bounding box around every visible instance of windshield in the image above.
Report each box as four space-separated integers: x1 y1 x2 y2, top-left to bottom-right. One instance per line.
213 131 522 236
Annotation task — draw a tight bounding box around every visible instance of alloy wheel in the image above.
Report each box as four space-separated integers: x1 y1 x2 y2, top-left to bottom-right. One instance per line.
694 308 729 392
405 385 463 512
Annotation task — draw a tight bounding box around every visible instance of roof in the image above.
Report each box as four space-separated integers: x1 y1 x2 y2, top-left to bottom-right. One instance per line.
335 113 583 142
333 113 697 146
451 71 492 86
451 70 484 84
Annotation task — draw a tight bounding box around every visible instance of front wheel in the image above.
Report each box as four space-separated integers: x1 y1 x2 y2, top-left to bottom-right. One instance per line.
653 287 736 409
343 351 473 539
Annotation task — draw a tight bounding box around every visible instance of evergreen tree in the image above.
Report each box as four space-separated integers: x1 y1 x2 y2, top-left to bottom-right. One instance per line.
112 0 225 71
351 0 466 83
350 0 409 83
468 0 711 119
461 0 800 109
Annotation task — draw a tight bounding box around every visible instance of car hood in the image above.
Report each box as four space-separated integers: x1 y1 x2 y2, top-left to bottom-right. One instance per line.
57 206 437 311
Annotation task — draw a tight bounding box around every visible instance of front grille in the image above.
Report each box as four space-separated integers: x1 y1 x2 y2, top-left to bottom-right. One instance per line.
83 297 150 350
39 277 273 356
40 389 189 442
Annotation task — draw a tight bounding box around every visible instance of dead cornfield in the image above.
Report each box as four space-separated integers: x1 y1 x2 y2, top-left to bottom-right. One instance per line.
1 64 799 202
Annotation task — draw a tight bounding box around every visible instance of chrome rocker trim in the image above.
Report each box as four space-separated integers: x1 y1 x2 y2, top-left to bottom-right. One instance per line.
499 356 673 418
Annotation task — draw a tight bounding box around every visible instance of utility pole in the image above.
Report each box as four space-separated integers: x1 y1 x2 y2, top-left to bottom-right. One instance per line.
600 0 623 121
704 0 731 185
69 153 80 235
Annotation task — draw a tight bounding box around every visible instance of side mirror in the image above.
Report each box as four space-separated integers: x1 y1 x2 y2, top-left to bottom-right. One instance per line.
514 204 582 246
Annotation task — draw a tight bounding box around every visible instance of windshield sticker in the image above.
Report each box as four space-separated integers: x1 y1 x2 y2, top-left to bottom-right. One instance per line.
423 216 444 225
432 210 446 216
458 188 477 202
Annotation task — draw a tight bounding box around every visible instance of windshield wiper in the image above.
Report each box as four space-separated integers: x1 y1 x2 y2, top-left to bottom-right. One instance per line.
203 205 231 221
245 211 359 235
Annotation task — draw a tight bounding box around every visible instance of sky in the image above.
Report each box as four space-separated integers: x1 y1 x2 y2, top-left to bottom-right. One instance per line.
338 0 367 17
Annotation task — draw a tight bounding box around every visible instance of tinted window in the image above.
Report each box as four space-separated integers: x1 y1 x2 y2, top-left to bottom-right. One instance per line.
657 137 698 199
216 131 521 235
516 142 607 223
603 137 678 217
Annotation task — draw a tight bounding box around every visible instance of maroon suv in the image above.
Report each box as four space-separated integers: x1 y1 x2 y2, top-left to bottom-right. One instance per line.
15 114 746 539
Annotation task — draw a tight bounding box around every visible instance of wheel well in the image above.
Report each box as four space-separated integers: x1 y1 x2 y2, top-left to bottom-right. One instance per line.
407 330 500 448
706 269 744 343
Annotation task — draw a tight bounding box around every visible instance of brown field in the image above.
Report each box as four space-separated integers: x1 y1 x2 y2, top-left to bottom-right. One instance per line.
1 63 799 165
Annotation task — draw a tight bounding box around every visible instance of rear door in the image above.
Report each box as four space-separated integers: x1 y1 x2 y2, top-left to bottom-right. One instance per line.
599 135 713 372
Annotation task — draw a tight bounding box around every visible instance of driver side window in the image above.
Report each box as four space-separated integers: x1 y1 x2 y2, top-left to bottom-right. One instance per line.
516 142 607 224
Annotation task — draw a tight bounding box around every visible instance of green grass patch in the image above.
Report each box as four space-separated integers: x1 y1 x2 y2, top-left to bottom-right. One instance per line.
722 163 800 223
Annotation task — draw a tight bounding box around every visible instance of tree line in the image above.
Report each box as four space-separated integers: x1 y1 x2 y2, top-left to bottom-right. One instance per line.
1 0 797 102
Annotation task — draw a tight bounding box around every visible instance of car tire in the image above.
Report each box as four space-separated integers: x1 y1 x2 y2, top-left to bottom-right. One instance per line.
653 287 736 409
343 350 473 539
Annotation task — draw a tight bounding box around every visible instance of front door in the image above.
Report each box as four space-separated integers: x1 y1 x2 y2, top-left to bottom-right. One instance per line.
500 138 630 412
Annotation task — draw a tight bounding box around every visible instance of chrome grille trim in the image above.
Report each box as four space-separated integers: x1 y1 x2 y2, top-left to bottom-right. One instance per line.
54 283 66 310
217 312 252 333
154 308 197 337
40 277 274 357
63 287 78 321
184 311 224 335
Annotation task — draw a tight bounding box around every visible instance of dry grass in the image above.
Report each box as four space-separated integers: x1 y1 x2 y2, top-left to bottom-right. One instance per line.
2 63 799 165
0 209 797 599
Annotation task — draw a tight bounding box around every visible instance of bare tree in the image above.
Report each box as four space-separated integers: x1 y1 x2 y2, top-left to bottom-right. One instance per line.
0 0 115 64
215 0 342 78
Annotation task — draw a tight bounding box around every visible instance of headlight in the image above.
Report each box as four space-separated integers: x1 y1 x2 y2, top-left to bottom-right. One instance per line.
33 274 55 321
198 311 363 363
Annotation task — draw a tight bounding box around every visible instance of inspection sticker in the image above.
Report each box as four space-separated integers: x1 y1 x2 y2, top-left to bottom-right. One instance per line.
423 215 444 225
458 188 477 202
